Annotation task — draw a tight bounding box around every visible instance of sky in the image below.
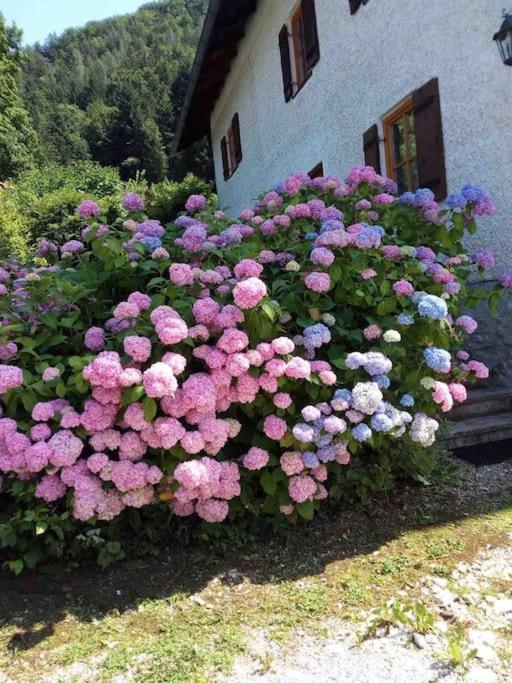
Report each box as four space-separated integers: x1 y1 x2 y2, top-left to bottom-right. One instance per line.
0 0 146 45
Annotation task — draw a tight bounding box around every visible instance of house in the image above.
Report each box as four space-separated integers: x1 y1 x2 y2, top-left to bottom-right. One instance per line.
176 0 511 266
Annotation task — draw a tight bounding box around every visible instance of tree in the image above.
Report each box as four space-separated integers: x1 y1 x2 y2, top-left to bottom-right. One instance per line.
43 104 90 164
17 0 212 181
0 14 38 180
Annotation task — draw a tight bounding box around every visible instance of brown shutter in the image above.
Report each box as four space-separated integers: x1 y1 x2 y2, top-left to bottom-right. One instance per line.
302 0 320 71
363 124 381 174
279 25 293 102
413 77 447 200
232 113 242 164
221 136 229 181
349 0 363 14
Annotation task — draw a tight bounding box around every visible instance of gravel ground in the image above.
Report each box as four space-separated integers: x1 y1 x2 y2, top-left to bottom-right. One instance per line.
221 460 512 683
222 544 512 683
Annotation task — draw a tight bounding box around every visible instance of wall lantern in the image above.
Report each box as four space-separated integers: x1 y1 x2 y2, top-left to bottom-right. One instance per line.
494 10 512 65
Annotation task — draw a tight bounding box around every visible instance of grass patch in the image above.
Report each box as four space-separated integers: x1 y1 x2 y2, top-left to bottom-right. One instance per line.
1 463 511 682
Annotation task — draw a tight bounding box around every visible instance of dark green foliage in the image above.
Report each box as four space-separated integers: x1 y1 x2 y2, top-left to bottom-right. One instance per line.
0 162 123 257
0 15 38 180
19 0 210 181
146 172 213 223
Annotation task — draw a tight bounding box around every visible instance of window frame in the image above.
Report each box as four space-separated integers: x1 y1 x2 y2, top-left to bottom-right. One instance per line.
383 96 418 194
283 0 319 100
221 117 242 181
291 4 309 93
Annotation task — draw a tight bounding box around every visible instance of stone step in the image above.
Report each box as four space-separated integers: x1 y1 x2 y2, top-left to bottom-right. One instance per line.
444 412 512 450
450 387 512 421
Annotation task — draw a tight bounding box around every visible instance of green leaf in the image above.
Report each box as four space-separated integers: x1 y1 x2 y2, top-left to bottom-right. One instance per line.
9 559 24 575
297 500 315 520
260 471 277 496
261 302 276 322
121 385 145 407
142 397 157 422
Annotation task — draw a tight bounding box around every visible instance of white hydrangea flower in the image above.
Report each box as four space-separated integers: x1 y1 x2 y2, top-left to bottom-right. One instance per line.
351 382 383 415
285 260 300 272
383 330 401 343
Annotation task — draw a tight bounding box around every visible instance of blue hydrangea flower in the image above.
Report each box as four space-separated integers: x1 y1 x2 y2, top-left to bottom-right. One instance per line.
397 313 415 326
320 219 343 233
445 193 467 210
375 374 391 390
417 294 448 320
355 225 383 249
139 236 162 253
398 192 415 204
413 188 435 208
371 413 394 432
304 323 331 349
352 423 372 442
424 347 451 373
400 394 415 407
305 232 319 241
302 451 320 468
331 389 352 411
315 434 333 448
317 446 336 462
461 184 485 203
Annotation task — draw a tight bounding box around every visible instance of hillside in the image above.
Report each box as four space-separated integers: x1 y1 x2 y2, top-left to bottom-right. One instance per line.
19 0 210 182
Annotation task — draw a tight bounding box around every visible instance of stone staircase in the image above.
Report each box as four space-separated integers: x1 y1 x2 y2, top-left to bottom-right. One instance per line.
445 387 512 451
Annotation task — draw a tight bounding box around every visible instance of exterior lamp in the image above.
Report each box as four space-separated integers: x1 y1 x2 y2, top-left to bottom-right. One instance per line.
494 10 512 66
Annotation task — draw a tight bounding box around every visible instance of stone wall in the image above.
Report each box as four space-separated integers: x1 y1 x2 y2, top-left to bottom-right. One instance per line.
466 284 512 384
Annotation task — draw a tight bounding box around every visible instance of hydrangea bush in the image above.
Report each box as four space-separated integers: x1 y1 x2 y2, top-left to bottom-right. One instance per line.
0 166 505 572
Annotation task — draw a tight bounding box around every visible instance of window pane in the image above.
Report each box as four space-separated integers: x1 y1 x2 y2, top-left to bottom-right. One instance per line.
407 112 417 157
292 15 307 87
392 118 406 164
410 159 419 191
396 165 408 194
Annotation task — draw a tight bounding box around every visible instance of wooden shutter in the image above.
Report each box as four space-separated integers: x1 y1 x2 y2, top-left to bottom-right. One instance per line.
349 0 363 14
279 25 293 102
302 0 320 71
363 124 381 174
309 162 324 179
413 77 447 200
232 113 242 164
220 136 229 181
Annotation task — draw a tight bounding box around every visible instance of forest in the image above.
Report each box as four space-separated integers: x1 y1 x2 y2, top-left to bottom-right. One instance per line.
0 0 210 184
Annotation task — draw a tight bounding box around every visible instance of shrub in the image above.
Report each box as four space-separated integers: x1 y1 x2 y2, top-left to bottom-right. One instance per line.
146 173 214 224
0 185 31 260
0 167 505 572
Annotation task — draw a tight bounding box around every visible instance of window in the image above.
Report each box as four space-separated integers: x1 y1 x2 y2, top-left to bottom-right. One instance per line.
383 97 419 194
291 5 308 90
279 0 319 101
364 79 446 200
309 162 324 179
349 0 369 15
221 113 242 181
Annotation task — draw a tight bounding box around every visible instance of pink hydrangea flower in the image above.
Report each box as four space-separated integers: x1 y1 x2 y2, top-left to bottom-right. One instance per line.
0 365 23 393
42 367 60 382
393 280 414 297
263 415 287 441
185 194 206 212
242 447 269 470
288 475 317 503
124 336 152 363
143 363 178 398
233 277 267 309
304 272 330 292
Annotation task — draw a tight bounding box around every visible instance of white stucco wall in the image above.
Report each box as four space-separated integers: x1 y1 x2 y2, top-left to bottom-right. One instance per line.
210 0 512 265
